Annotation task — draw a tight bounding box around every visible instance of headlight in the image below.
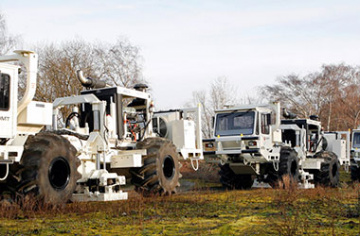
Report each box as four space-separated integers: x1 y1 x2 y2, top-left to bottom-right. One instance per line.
248 140 257 147
205 143 214 148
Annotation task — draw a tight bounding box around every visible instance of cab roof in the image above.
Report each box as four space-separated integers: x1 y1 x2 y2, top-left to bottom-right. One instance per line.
215 104 273 114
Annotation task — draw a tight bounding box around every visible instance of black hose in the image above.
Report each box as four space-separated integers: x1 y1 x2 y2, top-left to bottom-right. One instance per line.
139 118 152 141
49 130 89 140
65 112 80 128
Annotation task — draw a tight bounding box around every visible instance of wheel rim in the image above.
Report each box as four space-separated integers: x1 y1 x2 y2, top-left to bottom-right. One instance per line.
48 157 71 190
163 155 175 179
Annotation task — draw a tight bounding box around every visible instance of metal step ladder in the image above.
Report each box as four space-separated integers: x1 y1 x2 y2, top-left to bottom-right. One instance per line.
298 169 314 189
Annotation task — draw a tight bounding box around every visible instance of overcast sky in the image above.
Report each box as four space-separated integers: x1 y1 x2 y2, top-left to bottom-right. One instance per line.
1 0 360 109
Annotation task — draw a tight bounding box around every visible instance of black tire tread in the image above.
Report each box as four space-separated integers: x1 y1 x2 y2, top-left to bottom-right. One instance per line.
279 147 299 181
313 151 340 187
17 132 81 204
266 147 299 188
130 137 181 196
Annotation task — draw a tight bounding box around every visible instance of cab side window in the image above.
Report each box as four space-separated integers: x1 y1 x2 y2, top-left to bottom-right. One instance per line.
261 113 270 134
0 73 10 111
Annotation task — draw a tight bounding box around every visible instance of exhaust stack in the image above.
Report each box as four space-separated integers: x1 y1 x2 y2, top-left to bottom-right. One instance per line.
76 70 107 89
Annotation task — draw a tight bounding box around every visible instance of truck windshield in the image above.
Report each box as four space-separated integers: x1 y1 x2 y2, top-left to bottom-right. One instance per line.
215 111 255 136
353 132 360 148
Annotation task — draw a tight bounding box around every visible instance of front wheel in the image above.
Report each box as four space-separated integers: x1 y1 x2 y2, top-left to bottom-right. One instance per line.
130 138 181 196
314 151 340 187
266 147 299 188
18 132 81 204
279 147 299 184
219 164 254 189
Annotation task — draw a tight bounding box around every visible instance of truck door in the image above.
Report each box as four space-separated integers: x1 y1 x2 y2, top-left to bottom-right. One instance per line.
0 65 18 139
260 113 272 147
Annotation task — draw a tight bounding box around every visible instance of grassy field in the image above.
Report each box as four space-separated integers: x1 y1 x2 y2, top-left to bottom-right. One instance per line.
0 166 359 235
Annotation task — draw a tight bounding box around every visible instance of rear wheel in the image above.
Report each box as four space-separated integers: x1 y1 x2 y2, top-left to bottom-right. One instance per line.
314 151 340 187
219 164 254 189
130 138 181 196
17 132 81 204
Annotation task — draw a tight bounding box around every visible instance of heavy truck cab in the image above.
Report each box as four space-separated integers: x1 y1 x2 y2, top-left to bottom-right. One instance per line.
213 103 281 164
0 51 52 171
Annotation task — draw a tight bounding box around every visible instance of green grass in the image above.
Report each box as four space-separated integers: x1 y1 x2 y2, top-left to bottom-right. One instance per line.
0 180 359 236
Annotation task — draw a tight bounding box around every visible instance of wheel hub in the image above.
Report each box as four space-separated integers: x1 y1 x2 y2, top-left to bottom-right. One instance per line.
48 157 71 190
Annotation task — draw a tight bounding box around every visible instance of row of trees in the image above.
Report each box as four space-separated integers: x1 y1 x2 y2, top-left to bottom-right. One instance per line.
2 12 360 135
263 64 360 131
0 12 144 102
190 64 360 137
33 39 143 102
0 13 18 55
186 77 261 138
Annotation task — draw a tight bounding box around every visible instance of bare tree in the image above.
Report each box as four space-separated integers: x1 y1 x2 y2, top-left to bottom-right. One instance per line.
94 39 143 87
263 64 360 131
34 40 93 102
33 38 144 102
210 77 238 110
312 64 353 130
0 12 20 55
263 74 320 118
29 38 143 126
187 90 213 138
187 77 259 138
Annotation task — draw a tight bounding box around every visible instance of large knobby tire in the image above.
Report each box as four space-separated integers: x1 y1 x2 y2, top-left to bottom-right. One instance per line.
219 164 254 190
314 151 340 187
266 147 299 188
130 138 181 196
279 147 299 183
350 165 360 182
18 132 81 204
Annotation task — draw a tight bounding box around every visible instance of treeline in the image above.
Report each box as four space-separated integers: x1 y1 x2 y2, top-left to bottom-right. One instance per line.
0 12 144 103
189 64 360 137
32 39 144 102
263 64 360 131
2 12 360 134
